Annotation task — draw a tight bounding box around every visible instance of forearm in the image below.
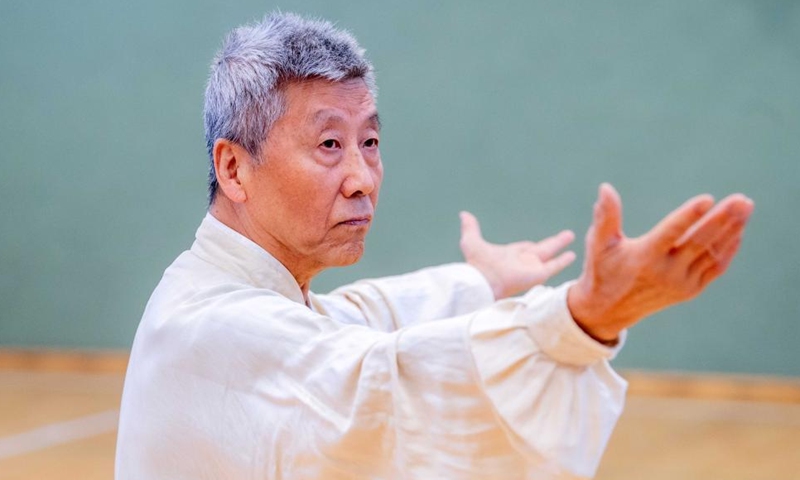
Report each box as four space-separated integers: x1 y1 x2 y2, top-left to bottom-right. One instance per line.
307 283 627 477
311 263 495 331
466 282 627 477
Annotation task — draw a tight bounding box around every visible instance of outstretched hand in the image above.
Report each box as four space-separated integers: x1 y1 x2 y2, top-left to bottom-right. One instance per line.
460 211 576 300
567 183 754 342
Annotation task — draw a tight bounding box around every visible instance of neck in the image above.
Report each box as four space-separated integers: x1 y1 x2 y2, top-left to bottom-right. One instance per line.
210 197 316 305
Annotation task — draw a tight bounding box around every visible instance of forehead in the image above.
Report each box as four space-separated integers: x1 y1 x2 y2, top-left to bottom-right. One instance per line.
281 78 378 127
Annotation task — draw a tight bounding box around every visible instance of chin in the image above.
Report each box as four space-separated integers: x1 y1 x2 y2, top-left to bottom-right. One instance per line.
328 242 365 267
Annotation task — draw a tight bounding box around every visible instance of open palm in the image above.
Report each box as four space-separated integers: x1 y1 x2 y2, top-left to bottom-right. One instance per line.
459 211 576 300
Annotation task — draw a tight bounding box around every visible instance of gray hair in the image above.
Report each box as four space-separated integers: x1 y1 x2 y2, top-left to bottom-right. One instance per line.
203 12 376 203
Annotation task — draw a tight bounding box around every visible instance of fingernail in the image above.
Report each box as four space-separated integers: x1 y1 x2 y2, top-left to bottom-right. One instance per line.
730 203 753 220
744 200 754 216
694 195 714 214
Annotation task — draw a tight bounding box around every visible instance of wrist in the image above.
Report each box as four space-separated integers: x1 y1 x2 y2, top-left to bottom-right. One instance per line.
566 283 620 344
468 262 504 300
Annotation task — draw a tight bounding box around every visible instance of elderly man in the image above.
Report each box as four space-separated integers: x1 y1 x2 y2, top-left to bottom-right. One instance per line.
116 12 753 479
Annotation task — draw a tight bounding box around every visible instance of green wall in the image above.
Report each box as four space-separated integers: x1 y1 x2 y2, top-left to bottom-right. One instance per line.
1 1 798 375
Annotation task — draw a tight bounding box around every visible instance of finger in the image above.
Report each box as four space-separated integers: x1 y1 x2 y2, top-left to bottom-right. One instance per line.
646 194 715 250
710 218 749 256
687 230 735 277
590 183 624 250
688 214 749 277
675 194 754 249
534 230 575 260
539 251 577 279
459 211 484 253
698 235 743 289
688 233 738 280
688 251 717 284
676 215 741 263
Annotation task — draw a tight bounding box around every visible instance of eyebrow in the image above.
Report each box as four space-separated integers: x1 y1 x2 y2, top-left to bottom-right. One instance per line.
368 113 382 131
367 112 383 131
312 110 382 131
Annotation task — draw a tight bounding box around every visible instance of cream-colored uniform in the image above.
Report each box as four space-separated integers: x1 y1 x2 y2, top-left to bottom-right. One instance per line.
116 214 628 479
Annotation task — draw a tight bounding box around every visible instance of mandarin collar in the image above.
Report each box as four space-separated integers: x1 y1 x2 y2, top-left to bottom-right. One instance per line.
190 213 306 305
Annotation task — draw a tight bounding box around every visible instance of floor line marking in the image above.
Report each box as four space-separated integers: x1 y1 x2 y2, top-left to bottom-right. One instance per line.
0 409 119 460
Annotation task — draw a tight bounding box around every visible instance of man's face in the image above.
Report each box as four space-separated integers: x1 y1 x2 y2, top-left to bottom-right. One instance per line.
243 78 383 276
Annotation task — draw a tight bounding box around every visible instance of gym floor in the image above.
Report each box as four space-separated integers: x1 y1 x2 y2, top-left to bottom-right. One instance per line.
1 365 799 479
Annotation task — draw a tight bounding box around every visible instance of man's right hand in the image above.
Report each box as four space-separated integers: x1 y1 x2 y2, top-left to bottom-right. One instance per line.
567 183 754 343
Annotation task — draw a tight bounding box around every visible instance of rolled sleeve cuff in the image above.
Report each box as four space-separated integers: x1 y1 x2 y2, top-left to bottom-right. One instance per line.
457 263 497 305
523 281 626 367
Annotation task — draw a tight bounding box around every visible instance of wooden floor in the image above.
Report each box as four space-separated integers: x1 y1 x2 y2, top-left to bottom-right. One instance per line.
1 369 799 479
0 372 121 479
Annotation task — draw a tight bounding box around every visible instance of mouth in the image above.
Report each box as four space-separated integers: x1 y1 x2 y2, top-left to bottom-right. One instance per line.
337 216 372 227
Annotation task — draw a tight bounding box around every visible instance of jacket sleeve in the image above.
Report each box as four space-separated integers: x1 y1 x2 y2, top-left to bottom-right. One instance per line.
308 263 496 331
465 283 628 478
197 282 627 478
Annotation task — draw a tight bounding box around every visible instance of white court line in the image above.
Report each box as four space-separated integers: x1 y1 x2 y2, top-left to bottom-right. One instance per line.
0 409 119 460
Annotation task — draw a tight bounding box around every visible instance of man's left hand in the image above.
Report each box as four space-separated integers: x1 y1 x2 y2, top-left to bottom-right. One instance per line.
460 211 576 300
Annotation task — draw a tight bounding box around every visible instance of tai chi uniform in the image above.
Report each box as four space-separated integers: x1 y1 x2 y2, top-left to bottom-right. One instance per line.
116 214 627 479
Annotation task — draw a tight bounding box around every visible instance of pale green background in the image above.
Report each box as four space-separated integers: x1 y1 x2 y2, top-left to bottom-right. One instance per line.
1 1 798 375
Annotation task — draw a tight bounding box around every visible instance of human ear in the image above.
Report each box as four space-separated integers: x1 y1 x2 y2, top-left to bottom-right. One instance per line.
213 139 249 203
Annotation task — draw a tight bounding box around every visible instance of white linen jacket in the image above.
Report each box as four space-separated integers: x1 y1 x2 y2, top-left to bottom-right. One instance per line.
115 214 627 479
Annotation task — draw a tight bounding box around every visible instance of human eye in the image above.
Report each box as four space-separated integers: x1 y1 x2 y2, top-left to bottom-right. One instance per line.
320 139 341 150
363 137 379 148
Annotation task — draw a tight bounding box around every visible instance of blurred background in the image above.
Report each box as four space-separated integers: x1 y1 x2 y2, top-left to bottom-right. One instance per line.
1 1 798 478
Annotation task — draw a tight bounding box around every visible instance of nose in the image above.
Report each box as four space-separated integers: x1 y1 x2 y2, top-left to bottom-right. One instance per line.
341 148 377 198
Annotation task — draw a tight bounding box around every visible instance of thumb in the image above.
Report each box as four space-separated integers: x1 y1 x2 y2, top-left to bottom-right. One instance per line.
459 211 484 253
591 183 623 249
